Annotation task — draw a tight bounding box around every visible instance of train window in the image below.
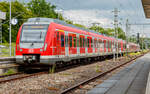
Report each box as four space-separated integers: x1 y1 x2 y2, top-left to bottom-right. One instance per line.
80 37 82 47
61 34 64 47
57 32 59 40
77 36 79 47
85 38 87 47
96 39 97 48
82 38 84 47
99 40 101 48
73 36 76 47
65 36 68 47
105 40 107 48
91 39 93 48
109 41 111 48
88 38 90 48
69 36 72 47
94 39 96 48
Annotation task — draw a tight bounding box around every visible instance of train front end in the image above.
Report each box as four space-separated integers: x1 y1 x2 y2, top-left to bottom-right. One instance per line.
16 18 52 65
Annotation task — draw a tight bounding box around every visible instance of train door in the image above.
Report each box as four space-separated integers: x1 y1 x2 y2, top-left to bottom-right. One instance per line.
72 34 77 54
104 40 106 53
54 31 61 56
69 33 73 55
108 40 110 52
77 34 80 55
108 40 111 52
85 36 88 55
87 37 92 53
79 35 85 54
65 32 69 57
54 30 65 56
60 32 65 56
92 37 95 53
94 38 98 53
69 33 77 55
111 41 113 52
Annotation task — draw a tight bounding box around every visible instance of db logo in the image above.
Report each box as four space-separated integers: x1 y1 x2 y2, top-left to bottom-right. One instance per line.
29 49 34 53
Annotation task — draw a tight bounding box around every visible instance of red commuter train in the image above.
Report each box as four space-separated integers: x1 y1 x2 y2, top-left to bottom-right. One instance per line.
15 18 140 65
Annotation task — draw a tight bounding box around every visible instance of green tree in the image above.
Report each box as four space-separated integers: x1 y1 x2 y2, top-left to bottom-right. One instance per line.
117 27 126 40
89 25 114 36
73 23 87 29
28 0 59 19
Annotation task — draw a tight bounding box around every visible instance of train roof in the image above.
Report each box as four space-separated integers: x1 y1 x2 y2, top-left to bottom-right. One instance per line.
26 17 124 41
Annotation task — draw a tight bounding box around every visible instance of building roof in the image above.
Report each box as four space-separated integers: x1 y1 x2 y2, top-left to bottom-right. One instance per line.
142 0 150 18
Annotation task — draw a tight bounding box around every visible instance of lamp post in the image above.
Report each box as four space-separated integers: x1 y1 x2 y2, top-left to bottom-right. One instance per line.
9 0 11 56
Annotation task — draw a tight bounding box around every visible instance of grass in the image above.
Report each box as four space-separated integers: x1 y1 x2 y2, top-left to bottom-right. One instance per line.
49 64 56 74
129 52 141 56
0 68 17 76
95 64 101 73
0 43 16 57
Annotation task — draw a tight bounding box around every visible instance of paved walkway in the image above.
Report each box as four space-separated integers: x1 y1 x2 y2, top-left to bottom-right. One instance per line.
87 53 150 94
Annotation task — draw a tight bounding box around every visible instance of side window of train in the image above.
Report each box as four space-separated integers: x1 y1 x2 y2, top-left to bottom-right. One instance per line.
77 36 79 47
109 41 111 49
80 37 82 47
57 32 59 40
69 36 72 47
65 35 68 47
83 37 85 47
88 38 90 48
91 38 93 48
94 39 96 48
73 36 76 47
61 34 64 47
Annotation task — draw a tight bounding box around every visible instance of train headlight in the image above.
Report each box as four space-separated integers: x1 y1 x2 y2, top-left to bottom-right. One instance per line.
44 43 47 51
20 49 22 52
40 49 43 52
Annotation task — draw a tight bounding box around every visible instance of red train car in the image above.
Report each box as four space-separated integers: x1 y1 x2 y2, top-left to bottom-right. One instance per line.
15 18 139 65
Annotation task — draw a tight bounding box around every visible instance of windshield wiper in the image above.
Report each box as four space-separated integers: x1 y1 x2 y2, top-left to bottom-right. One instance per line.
31 42 34 47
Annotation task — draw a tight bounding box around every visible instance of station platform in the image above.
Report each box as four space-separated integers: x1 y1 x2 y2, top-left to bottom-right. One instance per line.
87 53 150 94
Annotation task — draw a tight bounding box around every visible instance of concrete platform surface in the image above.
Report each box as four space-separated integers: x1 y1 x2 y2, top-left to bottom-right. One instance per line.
87 53 150 94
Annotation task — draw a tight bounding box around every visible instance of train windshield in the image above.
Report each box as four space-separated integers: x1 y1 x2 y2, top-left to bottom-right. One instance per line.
20 25 49 43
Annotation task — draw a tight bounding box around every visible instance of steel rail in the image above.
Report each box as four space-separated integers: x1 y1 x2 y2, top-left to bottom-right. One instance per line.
0 72 48 84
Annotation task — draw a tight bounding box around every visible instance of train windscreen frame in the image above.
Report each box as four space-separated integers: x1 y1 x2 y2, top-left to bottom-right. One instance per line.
20 24 49 43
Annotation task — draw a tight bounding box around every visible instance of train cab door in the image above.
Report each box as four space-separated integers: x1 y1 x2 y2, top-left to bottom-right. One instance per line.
54 31 61 56
60 32 65 56
55 30 65 56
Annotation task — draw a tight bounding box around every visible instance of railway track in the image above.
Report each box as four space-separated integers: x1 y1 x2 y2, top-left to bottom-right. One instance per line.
60 54 145 94
0 71 48 84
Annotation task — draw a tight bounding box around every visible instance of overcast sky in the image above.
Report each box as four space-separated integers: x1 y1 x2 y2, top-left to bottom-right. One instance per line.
2 0 150 37
49 0 150 37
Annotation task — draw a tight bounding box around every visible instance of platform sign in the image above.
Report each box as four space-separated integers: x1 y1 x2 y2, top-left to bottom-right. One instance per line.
0 11 6 20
